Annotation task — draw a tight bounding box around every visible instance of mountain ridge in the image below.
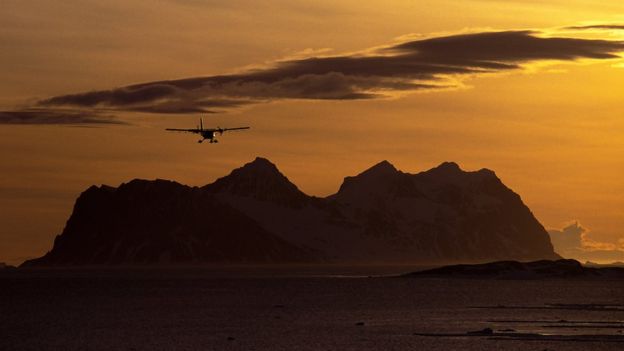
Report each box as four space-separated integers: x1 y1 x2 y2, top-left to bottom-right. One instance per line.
23 157 559 266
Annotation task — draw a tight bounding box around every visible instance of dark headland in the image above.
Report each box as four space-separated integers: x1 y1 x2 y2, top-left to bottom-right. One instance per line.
404 259 624 279
23 157 559 267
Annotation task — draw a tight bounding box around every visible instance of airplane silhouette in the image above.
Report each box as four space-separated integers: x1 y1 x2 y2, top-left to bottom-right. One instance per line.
166 118 250 143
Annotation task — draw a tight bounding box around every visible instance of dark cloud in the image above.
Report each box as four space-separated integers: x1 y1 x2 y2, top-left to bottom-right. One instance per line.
4 29 623 123
38 30 623 115
0 109 124 125
124 98 255 114
566 24 624 30
390 30 623 60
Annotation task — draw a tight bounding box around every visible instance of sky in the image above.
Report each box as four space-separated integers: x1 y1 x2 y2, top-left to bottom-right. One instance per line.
1 0 623 265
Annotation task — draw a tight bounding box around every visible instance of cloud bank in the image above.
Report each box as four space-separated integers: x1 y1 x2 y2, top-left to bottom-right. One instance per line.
548 221 624 263
4 29 624 124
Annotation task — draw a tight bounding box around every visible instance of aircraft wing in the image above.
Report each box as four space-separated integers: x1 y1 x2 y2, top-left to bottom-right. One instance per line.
165 128 201 133
221 127 251 132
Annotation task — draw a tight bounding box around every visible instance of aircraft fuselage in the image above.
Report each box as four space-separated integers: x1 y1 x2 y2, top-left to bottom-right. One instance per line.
198 130 219 143
201 131 216 140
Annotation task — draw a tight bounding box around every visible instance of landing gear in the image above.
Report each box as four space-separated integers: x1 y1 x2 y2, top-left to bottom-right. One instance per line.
209 139 219 143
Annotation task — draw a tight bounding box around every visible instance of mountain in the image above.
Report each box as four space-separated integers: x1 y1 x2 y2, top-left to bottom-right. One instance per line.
23 178 313 266
321 160 557 262
204 157 311 208
404 259 624 279
23 157 559 266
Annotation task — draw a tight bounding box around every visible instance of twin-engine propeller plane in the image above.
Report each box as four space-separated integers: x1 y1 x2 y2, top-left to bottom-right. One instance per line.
166 118 250 143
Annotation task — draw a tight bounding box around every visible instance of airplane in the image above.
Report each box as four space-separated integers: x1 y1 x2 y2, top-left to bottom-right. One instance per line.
166 118 250 143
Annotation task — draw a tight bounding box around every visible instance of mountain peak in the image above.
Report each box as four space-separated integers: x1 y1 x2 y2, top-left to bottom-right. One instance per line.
419 162 503 185
334 160 400 198
249 156 277 167
239 156 280 174
204 157 309 207
358 160 398 177
477 167 496 177
417 161 464 180
435 161 461 172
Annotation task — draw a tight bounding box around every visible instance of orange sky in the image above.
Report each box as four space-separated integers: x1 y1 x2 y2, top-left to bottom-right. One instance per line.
1 0 623 265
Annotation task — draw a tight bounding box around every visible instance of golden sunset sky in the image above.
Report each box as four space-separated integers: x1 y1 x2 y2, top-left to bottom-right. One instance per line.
1 0 623 265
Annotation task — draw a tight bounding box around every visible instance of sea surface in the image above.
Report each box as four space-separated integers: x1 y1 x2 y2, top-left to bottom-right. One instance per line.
1 266 623 350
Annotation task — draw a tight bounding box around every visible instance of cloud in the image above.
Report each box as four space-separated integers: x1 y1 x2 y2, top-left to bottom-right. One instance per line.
548 221 624 263
38 30 624 111
0 109 124 125
566 24 624 30
4 29 624 123
549 221 585 250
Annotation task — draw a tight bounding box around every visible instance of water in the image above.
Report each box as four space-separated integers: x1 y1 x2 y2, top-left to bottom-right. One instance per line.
1 267 623 350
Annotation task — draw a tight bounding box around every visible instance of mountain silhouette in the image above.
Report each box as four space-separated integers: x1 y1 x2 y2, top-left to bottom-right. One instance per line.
204 157 311 208
23 157 559 266
23 178 312 266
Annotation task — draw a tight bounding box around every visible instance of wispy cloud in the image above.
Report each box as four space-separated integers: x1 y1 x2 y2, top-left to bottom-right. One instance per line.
565 24 624 30
4 28 624 124
0 109 124 125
